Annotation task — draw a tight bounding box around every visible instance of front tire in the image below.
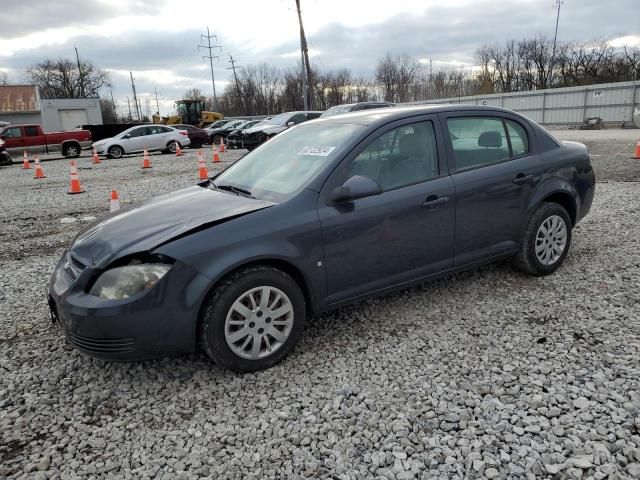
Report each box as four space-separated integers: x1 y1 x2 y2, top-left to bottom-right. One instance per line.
201 266 306 373
107 145 124 159
513 202 572 276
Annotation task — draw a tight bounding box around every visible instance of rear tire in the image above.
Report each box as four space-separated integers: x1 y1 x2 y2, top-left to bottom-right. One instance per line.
513 202 572 276
200 266 306 373
212 134 222 145
63 143 81 158
167 141 178 153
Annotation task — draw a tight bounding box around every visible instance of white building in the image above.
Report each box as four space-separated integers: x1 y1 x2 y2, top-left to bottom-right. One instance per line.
0 85 103 132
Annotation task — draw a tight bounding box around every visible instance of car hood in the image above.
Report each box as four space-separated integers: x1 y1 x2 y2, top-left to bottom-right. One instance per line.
69 185 275 268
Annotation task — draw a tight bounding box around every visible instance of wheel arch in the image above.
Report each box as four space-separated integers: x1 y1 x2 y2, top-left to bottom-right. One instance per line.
541 191 577 226
61 140 81 154
195 258 316 345
107 144 125 156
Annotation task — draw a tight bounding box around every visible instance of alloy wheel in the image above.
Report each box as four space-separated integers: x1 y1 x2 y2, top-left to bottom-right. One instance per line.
224 286 294 360
535 215 567 266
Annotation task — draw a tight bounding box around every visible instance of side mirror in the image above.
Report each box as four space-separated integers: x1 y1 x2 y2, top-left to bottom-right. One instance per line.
286 121 295 127
330 175 382 203
123 134 131 139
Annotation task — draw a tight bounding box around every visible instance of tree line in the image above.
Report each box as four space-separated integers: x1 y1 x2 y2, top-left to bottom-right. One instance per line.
218 36 639 116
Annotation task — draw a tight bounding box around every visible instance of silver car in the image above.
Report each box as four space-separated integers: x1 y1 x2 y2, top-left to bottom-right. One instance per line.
92 125 191 158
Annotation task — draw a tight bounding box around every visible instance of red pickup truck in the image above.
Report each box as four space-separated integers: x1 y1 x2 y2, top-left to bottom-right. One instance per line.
0 124 92 158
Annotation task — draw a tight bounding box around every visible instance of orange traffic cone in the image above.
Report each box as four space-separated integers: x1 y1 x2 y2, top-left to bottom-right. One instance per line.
198 158 209 180
110 189 120 212
92 147 101 164
219 137 226 153
634 140 640 159
22 151 31 170
33 158 46 179
142 149 152 169
68 170 85 194
175 143 183 156
212 150 220 163
197 149 204 163
70 159 78 175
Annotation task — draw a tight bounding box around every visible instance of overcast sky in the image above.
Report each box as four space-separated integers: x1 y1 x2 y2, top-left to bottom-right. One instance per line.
1 0 638 115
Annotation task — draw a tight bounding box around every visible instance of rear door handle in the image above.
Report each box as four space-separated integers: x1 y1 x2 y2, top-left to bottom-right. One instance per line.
422 195 449 208
513 173 534 185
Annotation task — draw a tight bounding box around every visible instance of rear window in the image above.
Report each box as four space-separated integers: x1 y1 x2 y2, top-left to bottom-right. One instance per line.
24 126 39 137
447 117 510 170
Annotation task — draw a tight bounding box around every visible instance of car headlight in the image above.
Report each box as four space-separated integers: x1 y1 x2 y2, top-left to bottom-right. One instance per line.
89 264 171 299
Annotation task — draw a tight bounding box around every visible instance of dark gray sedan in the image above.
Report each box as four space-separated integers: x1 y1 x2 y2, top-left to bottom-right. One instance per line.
48 105 595 372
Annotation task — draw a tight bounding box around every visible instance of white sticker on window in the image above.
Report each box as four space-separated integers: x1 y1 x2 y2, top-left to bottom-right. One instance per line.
297 145 336 157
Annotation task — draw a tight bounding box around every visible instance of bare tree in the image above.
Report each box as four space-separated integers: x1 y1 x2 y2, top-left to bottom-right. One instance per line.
26 58 110 98
0 72 8 86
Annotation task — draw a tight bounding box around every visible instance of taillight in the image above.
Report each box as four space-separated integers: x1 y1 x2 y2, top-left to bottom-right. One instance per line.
179 130 188 136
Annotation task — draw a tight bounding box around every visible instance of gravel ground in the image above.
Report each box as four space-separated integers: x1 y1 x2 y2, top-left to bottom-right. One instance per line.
1 138 639 480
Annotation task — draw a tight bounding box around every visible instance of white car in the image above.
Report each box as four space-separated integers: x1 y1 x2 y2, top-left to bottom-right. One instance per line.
92 125 191 158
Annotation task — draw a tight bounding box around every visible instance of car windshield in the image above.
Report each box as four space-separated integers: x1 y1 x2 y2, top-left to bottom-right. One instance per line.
320 105 354 117
259 112 295 127
209 120 228 129
213 123 364 202
227 120 244 128
242 121 260 129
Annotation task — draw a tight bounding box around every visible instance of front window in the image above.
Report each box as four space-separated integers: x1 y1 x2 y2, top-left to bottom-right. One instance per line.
3 127 22 138
213 123 364 202
336 121 439 191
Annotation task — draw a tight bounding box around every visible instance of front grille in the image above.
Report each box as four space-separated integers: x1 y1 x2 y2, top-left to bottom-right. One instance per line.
67 332 135 354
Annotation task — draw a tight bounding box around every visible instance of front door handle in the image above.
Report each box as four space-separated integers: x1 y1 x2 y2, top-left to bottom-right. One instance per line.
513 173 535 185
422 195 449 208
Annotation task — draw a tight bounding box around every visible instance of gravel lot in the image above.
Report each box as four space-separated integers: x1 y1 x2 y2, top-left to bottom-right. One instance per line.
1 134 639 480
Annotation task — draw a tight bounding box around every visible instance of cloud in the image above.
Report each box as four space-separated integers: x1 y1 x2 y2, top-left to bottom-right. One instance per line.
0 0 637 115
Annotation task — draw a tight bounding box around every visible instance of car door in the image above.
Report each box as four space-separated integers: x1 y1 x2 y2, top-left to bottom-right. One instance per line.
1 126 26 154
121 127 148 153
23 126 46 154
148 126 171 150
317 116 455 305
441 112 542 266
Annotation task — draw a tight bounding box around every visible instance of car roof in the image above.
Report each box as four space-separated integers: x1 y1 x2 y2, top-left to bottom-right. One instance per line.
313 104 528 127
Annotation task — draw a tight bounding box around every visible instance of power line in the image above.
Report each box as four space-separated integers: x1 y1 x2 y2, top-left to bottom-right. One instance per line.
199 26 221 111
154 87 160 115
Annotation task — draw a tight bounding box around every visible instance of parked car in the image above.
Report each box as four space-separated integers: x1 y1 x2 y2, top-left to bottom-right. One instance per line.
205 119 232 132
172 124 210 149
242 111 322 150
92 125 191 158
0 124 92 158
48 105 595 372
320 101 395 118
0 138 10 166
207 119 248 145
226 120 262 149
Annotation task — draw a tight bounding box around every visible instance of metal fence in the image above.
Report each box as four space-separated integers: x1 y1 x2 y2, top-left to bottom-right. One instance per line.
404 80 640 127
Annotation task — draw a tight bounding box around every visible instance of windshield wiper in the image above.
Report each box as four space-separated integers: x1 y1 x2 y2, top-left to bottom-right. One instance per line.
212 183 255 198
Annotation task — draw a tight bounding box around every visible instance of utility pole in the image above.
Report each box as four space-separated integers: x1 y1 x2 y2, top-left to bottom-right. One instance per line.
129 72 141 121
126 96 132 122
74 46 84 98
295 0 312 110
154 87 160 115
227 55 244 114
199 27 221 111
549 0 564 86
109 88 117 121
